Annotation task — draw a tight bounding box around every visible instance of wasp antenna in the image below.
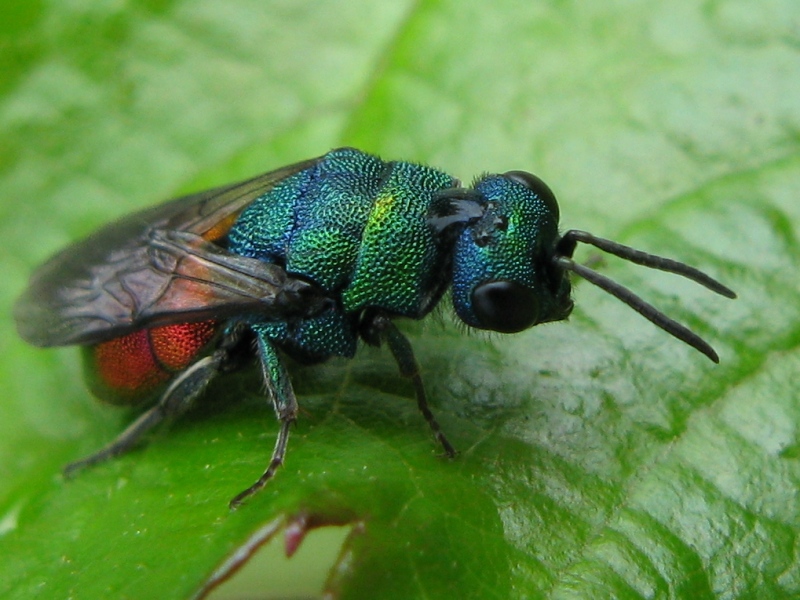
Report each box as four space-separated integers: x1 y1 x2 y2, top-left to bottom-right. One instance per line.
558 230 737 299
553 256 720 363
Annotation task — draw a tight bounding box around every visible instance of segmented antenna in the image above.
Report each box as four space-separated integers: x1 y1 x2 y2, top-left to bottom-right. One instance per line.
554 229 736 363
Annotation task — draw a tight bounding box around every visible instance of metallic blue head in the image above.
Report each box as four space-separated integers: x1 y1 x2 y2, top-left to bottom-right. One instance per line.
437 171 574 333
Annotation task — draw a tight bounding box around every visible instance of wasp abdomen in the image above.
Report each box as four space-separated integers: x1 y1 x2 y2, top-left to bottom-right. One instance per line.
83 321 217 405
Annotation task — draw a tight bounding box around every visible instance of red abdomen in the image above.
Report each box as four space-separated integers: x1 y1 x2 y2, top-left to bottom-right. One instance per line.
83 321 218 405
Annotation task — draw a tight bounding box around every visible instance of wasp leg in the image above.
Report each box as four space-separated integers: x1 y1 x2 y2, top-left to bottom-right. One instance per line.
370 314 457 458
228 334 297 510
63 347 230 478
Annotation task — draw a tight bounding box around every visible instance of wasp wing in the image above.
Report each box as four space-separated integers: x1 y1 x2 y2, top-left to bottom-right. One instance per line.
15 156 328 347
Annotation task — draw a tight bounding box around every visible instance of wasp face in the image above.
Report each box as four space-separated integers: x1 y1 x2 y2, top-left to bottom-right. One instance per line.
451 171 572 333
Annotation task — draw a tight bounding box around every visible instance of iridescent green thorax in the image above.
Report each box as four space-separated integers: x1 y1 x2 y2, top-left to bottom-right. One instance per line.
341 160 457 315
227 148 458 361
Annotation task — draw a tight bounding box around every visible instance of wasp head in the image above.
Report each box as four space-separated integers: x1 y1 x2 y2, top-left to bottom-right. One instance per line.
433 171 573 333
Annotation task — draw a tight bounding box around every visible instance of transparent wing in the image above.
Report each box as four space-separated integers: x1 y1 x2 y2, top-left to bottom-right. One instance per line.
15 156 328 347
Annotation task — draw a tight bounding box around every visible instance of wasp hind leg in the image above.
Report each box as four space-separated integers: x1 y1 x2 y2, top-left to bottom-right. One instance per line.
63 334 240 479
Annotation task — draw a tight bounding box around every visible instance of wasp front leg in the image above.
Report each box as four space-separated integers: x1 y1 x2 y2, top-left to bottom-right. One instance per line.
365 313 457 458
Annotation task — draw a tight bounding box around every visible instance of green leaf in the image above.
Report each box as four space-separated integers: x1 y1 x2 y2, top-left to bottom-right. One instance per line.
1 1 797 598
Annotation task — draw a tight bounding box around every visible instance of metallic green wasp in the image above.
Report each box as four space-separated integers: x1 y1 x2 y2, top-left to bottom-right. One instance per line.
15 148 735 508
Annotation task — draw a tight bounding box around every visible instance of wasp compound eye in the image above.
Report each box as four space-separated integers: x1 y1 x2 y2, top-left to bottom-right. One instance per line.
471 280 540 333
503 170 560 221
